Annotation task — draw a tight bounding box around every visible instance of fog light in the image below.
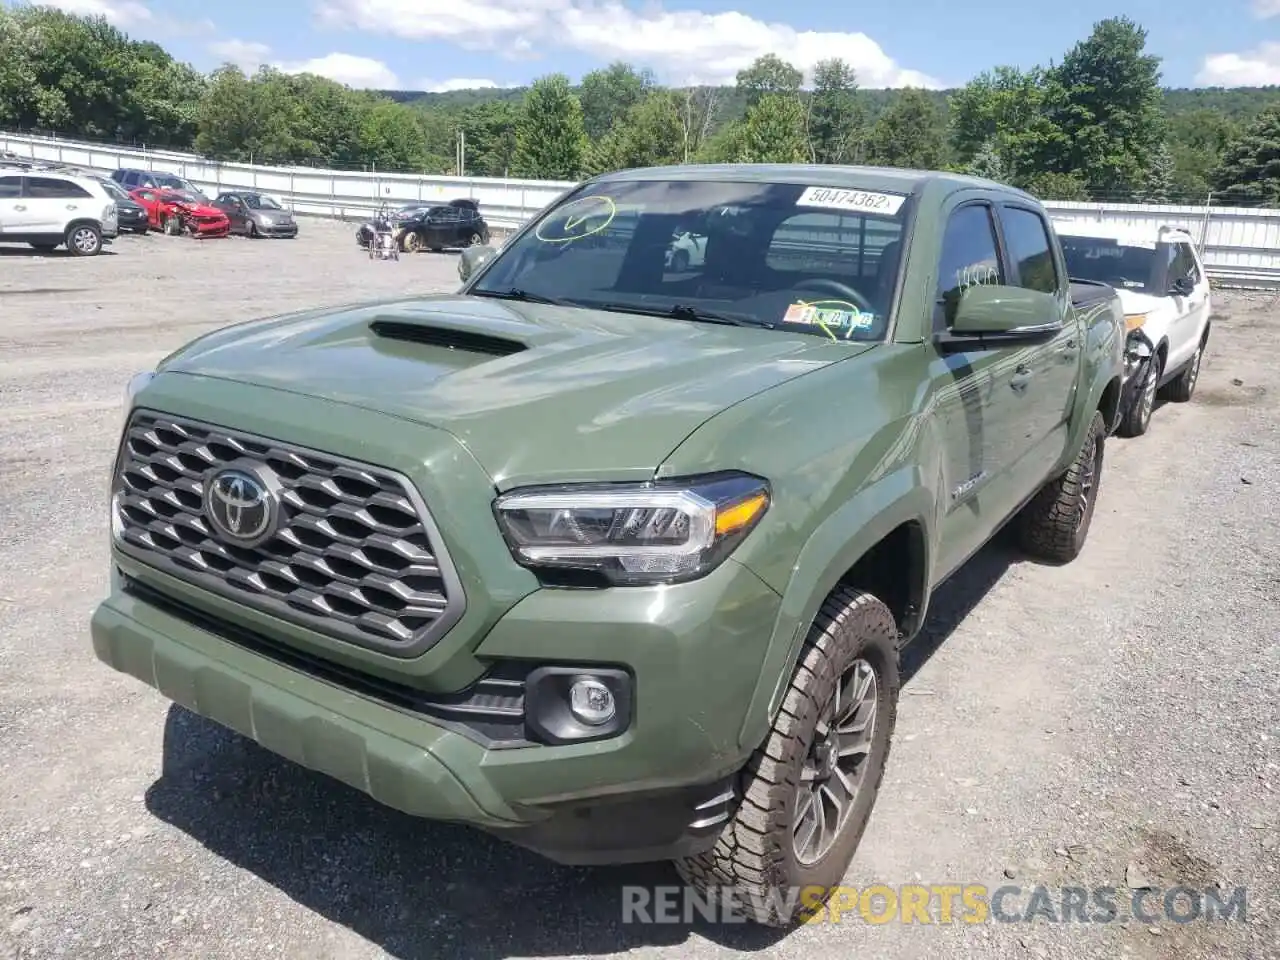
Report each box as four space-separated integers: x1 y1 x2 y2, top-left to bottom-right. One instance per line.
569 679 616 725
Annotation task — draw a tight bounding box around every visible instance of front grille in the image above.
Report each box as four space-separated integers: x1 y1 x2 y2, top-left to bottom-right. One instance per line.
112 410 464 655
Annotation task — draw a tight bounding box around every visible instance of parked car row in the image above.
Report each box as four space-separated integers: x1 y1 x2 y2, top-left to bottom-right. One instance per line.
355 198 489 254
0 160 303 255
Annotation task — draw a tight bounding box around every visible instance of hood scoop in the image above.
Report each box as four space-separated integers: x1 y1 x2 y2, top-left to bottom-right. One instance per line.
369 318 527 357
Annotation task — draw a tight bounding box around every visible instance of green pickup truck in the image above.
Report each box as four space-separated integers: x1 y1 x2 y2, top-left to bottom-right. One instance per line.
93 164 1124 926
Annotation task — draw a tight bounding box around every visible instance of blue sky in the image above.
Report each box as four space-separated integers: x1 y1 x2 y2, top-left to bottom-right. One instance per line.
14 0 1280 91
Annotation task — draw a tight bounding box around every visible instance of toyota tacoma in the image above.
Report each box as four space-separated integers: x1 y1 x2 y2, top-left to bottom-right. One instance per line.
92 165 1124 926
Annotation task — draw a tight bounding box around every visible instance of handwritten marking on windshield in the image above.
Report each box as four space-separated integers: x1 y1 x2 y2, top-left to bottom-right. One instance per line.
535 195 618 243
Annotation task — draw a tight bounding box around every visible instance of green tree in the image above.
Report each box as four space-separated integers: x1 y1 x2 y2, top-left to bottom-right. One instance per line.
948 66 1068 185
736 92 807 163
361 100 428 170
1043 16 1168 200
1139 140 1174 202
807 58 864 164
735 54 803 109
512 73 588 179
1018 170 1090 201
586 89 685 174
578 61 652 141
195 65 259 159
459 100 519 176
966 139 1009 182
696 119 746 163
1169 108 1241 202
1212 104 1280 205
867 88 947 169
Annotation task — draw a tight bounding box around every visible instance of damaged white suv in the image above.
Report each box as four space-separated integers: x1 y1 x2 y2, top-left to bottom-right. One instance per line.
1056 222 1212 437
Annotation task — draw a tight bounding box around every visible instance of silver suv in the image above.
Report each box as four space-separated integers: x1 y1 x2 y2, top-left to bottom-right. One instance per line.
0 169 118 256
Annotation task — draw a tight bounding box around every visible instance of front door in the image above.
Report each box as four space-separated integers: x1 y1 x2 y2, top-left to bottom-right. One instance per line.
928 199 1040 578
1165 239 1208 367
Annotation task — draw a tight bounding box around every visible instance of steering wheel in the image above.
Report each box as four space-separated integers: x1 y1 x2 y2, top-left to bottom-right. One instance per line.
792 278 875 314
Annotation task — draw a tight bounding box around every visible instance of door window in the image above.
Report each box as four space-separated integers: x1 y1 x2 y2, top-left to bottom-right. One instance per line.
0 175 20 199
1171 242 1200 285
999 206 1059 294
935 204 1004 329
24 177 93 199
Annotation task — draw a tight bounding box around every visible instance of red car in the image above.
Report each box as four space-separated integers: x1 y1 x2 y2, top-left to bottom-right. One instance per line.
129 187 230 238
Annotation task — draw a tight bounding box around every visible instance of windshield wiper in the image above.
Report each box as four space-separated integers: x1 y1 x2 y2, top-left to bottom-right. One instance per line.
588 301 764 328
472 287 575 306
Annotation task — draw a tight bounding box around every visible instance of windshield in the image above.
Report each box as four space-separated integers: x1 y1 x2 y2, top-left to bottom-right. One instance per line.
1060 235 1158 293
245 194 282 210
164 190 201 205
100 179 129 202
469 179 909 340
157 176 203 196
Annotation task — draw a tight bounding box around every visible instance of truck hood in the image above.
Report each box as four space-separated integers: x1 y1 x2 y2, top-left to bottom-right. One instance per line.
157 294 862 486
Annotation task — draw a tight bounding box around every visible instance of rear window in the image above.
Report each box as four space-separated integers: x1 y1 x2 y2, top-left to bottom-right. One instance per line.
1060 235 1157 293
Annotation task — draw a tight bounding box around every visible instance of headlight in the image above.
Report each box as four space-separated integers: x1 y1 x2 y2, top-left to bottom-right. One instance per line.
493 472 770 586
259 216 273 225
1124 312 1149 333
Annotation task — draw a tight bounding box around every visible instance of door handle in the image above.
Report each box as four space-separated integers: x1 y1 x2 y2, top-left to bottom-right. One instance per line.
13 204 25 210
1011 365 1033 392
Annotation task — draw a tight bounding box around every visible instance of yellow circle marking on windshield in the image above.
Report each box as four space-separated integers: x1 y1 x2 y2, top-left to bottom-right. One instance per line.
535 195 617 243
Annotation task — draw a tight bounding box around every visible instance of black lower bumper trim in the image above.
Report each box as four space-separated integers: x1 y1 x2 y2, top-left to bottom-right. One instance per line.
491 775 739 865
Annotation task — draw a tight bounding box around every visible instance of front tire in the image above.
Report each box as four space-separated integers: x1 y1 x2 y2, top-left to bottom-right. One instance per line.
65 223 102 256
1166 334 1206 403
1016 409 1106 564
675 586 900 927
1118 357 1159 437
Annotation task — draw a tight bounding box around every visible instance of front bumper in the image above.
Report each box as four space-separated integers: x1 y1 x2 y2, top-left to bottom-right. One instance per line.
255 220 298 237
92 553 777 862
92 377 783 863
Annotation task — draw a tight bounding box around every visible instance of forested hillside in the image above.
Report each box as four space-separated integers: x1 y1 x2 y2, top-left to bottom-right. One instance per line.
4 5 1280 204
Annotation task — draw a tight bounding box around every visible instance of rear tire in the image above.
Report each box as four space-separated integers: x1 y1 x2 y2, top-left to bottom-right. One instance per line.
675 586 900 927
65 223 102 256
1016 409 1106 564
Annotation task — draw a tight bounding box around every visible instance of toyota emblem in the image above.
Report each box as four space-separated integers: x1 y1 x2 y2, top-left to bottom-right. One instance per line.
203 463 280 548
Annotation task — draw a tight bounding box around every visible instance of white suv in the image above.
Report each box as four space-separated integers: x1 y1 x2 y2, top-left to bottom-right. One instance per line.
1056 221 1212 437
0 169 119 256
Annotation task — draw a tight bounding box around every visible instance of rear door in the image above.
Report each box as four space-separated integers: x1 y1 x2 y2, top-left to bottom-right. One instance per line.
0 174 26 235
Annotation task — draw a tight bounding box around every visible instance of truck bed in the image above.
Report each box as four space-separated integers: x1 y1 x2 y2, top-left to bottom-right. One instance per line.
1069 278 1118 308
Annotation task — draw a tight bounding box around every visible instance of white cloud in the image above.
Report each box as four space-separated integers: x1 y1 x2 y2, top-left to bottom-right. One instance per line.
278 52 402 88
420 78 515 92
1196 43 1280 86
314 0 940 88
1253 0 1280 17
35 0 152 25
208 38 272 71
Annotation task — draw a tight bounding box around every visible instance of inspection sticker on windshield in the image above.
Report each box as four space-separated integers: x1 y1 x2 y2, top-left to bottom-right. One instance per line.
784 302 874 336
795 186 905 215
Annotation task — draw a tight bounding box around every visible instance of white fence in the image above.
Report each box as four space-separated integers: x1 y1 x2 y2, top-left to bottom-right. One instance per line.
3 130 1278 285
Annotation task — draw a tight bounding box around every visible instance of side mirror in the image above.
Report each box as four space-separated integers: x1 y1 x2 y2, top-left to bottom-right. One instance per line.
950 284 1057 335
1171 276 1194 296
458 244 496 283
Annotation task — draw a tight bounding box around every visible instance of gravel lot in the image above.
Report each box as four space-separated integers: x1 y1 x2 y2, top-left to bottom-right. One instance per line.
0 219 1276 960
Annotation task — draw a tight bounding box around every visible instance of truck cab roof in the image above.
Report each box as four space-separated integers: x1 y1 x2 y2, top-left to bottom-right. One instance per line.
590 163 1039 202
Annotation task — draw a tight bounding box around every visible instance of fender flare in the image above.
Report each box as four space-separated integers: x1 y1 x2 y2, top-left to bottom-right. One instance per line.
736 464 935 750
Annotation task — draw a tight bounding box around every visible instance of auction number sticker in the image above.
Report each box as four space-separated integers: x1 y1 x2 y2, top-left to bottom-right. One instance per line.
796 186 906 215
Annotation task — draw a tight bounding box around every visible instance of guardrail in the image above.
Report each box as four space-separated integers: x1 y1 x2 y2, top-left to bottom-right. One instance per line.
4 130 1280 286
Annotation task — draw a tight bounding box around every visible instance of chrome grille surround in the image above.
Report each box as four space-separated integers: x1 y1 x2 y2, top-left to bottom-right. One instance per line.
111 409 465 656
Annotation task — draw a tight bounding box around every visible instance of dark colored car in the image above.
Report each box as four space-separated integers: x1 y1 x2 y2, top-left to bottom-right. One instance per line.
354 202 433 247
111 167 209 201
96 176 149 234
397 200 489 252
212 191 298 238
